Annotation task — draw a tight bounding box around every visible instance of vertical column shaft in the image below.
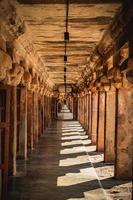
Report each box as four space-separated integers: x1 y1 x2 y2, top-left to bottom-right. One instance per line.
91 92 98 144
19 87 27 159
115 88 133 179
97 91 105 152
104 90 116 162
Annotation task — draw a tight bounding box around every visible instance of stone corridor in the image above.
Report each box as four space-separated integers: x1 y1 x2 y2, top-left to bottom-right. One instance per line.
0 0 133 199
7 108 132 200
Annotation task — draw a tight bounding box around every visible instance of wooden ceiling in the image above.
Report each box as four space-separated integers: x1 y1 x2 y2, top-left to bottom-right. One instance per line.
17 0 121 86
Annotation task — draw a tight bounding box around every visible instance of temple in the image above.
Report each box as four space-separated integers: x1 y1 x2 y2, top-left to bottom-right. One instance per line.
0 0 132 199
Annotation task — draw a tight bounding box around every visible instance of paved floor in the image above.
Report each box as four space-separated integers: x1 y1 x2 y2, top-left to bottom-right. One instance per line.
8 107 132 200
57 105 73 120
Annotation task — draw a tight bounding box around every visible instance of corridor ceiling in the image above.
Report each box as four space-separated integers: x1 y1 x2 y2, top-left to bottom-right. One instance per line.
17 0 121 87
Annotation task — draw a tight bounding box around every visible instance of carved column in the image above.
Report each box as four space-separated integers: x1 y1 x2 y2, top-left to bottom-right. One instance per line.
79 96 81 124
86 94 89 133
34 93 38 144
97 91 105 152
114 36 133 178
27 90 34 151
19 87 27 159
73 96 78 120
38 97 42 138
115 83 133 179
79 96 82 124
104 89 116 162
82 95 85 128
91 92 98 144
50 97 52 123
78 96 80 121
45 96 48 128
88 92 92 138
83 95 85 128
48 96 51 126
85 94 88 131
42 95 45 134
46 96 48 126
11 86 17 175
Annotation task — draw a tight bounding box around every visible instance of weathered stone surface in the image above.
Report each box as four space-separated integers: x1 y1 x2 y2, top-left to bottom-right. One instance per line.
0 0 25 40
27 91 34 150
0 49 12 80
97 91 105 152
91 92 98 144
15 2 120 85
4 63 24 86
19 86 28 160
115 88 133 179
0 35 6 51
88 93 92 138
104 90 115 162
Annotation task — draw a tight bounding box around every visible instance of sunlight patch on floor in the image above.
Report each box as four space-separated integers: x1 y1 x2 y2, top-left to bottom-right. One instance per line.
57 168 96 186
60 146 86 155
62 132 81 136
84 188 111 200
61 139 90 147
61 140 85 146
61 126 81 129
82 139 91 145
59 155 90 167
85 146 97 153
61 129 84 133
61 135 88 141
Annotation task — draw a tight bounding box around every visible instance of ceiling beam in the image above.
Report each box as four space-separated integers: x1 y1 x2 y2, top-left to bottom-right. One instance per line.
18 0 121 4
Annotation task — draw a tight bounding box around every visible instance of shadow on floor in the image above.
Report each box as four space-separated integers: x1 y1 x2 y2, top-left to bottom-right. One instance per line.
8 120 131 200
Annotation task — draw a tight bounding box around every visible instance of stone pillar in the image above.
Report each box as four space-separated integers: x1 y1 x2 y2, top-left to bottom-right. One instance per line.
19 87 27 159
86 94 89 133
44 96 46 128
38 97 42 138
42 95 45 134
48 97 51 126
12 87 17 175
97 91 105 152
85 95 88 131
80 97 82 125
45 96 48 128
73 97 78 120
50 97 52 122
115 88 133 179
83 95 86 129
84 95 86 130
104 90 116 162
88 92 92 138
79 97 81 123
79 97 81 124
91 92 98 144
27 91 34 151
82 96 85 127
9 86 17 175
78 97 80 121
83 95 85 128
33 93 38 144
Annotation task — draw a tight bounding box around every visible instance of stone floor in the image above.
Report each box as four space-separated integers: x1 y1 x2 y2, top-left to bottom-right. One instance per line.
8 108 132 200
